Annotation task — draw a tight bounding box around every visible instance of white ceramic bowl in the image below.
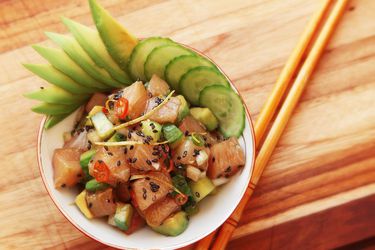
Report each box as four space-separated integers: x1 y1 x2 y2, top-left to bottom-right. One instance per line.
37 52 255 250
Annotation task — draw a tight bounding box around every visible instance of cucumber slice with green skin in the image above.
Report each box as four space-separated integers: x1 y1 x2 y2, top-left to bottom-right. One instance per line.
80 149 97 180
128 37 174 81
89 0 138 71
24 85 88 105
114 203 134 231
62 18 131 86
162 124 183 143
144 44 193 81
32 102 81 115
199 85 245 138
46 32 122 88
165 54 214 91
179 66 229 105
23 64 93 95
32 45 109 90
44 113 71 129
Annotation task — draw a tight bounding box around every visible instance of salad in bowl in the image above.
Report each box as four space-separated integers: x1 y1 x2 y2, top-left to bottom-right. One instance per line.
25 0 255 248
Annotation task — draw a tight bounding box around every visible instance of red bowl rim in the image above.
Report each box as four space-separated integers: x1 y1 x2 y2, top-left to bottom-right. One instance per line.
36 43 256 249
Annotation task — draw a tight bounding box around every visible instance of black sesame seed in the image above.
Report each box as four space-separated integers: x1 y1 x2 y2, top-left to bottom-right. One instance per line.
153 145 159 150
124 147 128 154
146 159 152 165
225 166 232 173
40 86 44 89
128 131 132 139
130 145 134 150
106 199 111 203
145 177 150 180
117 160 121 166
150 182 160 192
212 157 216 162
87 144 92 150
177 156 181 160
61 184 66 188
152 129 158 133
104 146 109 151
193 149 200 157
89 159 94 163
184 130 189 136
152 158 158 163
182 151 188 158
98 160 103 163
152 151 159 156
88 203 92 208
195 192 200 198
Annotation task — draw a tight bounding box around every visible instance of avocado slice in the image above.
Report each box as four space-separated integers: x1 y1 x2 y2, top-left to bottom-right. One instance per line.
151 211 188 236
176 95 190 123
32 102 81 115
23 64 93 95
89 0 138 71
32 45 109 90
44 113 71 129
62 17 131 85
189 107 218 131
24 85 88 105
45 32 122 88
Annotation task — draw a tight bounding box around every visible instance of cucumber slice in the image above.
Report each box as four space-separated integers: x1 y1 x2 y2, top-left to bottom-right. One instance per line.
199 85 245 138
24 85 88 105
44 113 71 129
179 66 229 105
46 32 122 88
162 124 183 143
23 64 93 95
165 54 214 91
144 44 192 81
62 18 131 85
31 102 80 115
80 149 97 180
91 111 114 139
32 45 109 90
128 37 173 81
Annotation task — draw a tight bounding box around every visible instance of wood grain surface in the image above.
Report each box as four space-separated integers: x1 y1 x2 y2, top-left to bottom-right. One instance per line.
0 0 374 249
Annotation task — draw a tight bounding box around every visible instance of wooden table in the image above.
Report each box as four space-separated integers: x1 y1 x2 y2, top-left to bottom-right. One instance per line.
1 0 374 249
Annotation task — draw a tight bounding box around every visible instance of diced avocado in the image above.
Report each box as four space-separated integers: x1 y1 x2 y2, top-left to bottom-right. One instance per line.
87 129 102 143
190 107 218 131
85 179 109 192
32 45 109 90
89 0 138 70
176 95 189 123
141 120 162 142
108 132 126 142
108 214 116 226
23 64 93 95
87 105 103 118
91 111 114 139
75 190 94 219
32 102 80 115
62 17 131 85
162 124 183 144
80 149 96 180
151 211 188 236
189 177 215 202
45 32 122 88
44 113 71 129
24 85 88 105
114 203 134 231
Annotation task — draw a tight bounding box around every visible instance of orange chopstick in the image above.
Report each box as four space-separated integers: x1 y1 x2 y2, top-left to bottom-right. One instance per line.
195 0 349 249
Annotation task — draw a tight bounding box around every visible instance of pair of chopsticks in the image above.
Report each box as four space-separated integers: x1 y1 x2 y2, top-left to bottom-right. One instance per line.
196 0 349 249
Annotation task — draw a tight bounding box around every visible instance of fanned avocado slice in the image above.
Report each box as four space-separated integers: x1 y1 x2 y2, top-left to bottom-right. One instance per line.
24 85 88 105
62 17 131 85
23 64 93 95
44 113 71 129
45 32 123 88
31 102 81 115
89 0 138 71
32 45 109 90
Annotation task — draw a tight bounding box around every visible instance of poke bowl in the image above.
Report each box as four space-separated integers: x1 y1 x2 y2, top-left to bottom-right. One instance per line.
30 0 256 249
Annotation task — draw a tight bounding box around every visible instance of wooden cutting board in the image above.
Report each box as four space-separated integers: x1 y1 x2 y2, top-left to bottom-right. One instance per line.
0 0 374 249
